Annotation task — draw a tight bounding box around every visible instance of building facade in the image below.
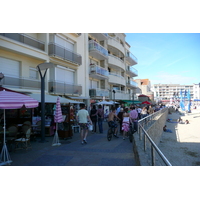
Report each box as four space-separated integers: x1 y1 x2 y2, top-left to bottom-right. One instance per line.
0 33 138 107
135 79 154 101
152 83 194 103
193 83 200 101
88 33 138 103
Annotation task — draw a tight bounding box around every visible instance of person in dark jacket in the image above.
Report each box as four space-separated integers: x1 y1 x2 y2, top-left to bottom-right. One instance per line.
117 108 124 134
97 105 104 133
90 105 98 133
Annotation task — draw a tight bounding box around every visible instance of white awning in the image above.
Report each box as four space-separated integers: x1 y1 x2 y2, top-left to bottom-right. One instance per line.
71 96 90 100
29 93 82 104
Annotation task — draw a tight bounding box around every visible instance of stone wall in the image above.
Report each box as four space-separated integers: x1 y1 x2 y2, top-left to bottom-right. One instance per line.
132 108 169 166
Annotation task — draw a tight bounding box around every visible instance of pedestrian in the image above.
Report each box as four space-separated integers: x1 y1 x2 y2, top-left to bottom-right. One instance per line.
76 104 92 144
116 105 121 115
117 107 124 134
137 106 142 119
90 105 97 133
122 107 130 140
148 105 154 115
97 105 104 133
108 107 120 138
141 106 148 118
163 125 173 133
130 106 138 132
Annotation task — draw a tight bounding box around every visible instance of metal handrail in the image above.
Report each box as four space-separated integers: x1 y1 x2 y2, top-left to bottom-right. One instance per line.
138 124 172 166
137 107 172 166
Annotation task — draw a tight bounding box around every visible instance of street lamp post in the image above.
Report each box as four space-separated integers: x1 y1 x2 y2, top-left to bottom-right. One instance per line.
37 62 54 143
112 90 115 108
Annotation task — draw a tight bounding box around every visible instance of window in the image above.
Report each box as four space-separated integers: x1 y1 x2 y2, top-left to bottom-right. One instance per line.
29 67 38 79
90 80 98 89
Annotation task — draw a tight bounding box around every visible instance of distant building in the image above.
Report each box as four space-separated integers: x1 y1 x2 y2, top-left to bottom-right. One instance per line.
152 83 195 103
193 83 200 101
135 79 154 101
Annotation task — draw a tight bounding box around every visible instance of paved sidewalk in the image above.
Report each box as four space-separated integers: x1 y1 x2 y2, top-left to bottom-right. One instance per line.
158 109 200 166
9 122 136 166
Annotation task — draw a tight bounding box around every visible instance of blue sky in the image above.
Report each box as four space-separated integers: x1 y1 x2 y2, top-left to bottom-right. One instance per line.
125 33 200 85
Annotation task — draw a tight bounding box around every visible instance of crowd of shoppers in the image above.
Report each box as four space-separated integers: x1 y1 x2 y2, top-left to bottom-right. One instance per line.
76 103 165 144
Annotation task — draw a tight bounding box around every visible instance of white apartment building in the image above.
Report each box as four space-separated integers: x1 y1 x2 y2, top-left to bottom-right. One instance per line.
193 83 200 100
152 83 194 103
0 33 138 107
88 33 138 103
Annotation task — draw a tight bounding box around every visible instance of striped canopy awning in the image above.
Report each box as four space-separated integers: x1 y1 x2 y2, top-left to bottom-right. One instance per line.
0 90 38 109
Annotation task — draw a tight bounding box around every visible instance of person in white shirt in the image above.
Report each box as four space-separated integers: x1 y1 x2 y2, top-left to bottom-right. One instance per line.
76 104 92 144
137 106 142 119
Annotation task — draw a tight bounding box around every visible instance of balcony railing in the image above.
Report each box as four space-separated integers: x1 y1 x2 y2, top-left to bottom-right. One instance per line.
88 40 108 57
108 54 124 62
109 72 124 79
49 81 82 95
89 33 108 41
0 33 45 51
126 80 138 88
89 88 109 97
90 64 109 77
126 51 138 65
126 66 138 76
48 43 82 65
108 73 126 86
0 75 41 90
110 90 131 100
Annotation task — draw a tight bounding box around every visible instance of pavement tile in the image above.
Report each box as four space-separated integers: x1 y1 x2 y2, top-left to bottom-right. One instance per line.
26 154 73 166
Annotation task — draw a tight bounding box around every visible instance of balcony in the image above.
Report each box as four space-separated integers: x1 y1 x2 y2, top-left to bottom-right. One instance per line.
126 80 138 89
89 88 109 98
0 75 41 90
126 51 138 66
111 90 131 100
70 33 82 37
126 66 138 77
108 73 126 86
89 33 108 41
107 36 125 55
48 43 82 65
49 81 82 96
0 33 45 51
108 54 125 71
89 64 109 80
88 40 108 60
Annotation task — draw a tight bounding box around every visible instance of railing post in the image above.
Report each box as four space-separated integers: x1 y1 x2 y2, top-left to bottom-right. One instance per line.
144 134 146 151
151 145 155 166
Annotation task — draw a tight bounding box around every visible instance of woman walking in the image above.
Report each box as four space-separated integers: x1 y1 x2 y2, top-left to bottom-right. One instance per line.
141 106 148 118
122 107 130 140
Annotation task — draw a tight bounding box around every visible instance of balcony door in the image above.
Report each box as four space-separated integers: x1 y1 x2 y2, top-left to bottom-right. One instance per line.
0 57 20 77
0 57 20 86
55 35 74 51
56 66 74 84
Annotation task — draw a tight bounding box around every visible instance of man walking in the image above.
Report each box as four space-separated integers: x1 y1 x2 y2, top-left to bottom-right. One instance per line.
97 105 104 133
76 104 92 144
130 106 138 132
